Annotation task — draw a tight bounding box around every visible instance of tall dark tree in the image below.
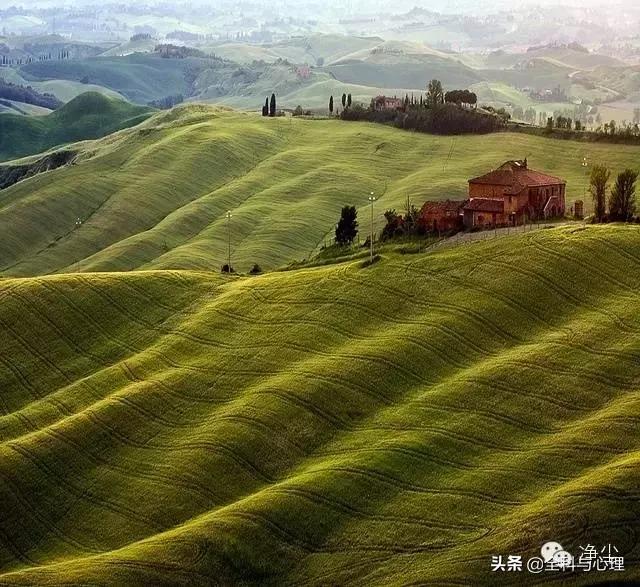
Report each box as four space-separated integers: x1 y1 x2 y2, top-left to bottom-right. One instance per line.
341 93 347 108
426 79 444 109
262 97 268 116
609 169 638 221
329 95 334 115
335 205 358 246
347 93 352 108
269 93 276 117
590 164 611 222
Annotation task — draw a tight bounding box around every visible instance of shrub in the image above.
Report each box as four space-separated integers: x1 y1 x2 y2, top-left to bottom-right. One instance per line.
249 264 263 274
221 264 235 274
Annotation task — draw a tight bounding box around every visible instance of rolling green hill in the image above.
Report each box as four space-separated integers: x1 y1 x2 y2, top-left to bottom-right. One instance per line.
1 105 640 277
18 54 209 104
326 51 482 90
206 34 383 66
1 224 640 584
0 93 154 162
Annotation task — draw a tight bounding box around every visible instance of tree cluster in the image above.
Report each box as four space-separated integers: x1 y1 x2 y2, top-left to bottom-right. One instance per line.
148 94 184 109
444 89 477 107
381 201 423 240
0 79 62 109
262 93 277 116
590 165 639 223
341 79 505 135
130 33 153 41
154 44 205 59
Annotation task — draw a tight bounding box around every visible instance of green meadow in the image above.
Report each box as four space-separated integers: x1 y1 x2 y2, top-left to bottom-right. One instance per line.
0 92 153 161
1 224 640 584
2 105 640 276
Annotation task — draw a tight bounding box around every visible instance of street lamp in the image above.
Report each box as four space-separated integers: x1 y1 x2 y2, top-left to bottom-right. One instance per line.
582 156 588 225
368 192 376 264
225 210 232 271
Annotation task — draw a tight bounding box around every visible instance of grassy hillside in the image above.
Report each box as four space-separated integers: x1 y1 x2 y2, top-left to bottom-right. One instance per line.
2 105 640 277
0 67 126 104
19 54 208 104
207 34 382 66
326 53 482 90
0 99 52 116
0 93 153 162
1 224 640 584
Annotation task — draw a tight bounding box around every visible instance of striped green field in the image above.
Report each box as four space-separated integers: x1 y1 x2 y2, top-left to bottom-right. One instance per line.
1 223 640 584
2 105 640 277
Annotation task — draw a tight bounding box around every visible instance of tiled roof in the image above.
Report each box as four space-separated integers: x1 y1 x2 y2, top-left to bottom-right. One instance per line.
469 160 565 192
464 198 505 213
420 200 465 215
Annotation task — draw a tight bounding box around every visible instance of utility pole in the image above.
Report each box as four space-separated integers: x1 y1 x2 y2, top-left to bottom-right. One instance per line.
225 211 232 271
368 192 376 264
582 156 588 226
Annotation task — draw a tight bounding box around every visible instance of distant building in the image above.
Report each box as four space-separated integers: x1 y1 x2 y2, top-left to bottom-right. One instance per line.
464 159 566 228
296 65 311 79
373 95 403 111
418 200 465 232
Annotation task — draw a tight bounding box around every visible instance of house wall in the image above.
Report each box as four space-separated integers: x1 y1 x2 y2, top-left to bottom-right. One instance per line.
421 211 462 232
469 182 566 221
463 210 507 228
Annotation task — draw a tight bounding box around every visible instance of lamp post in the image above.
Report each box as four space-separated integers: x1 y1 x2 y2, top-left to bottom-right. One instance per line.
368 192 376 264
582 156 588 226
225 210 232 271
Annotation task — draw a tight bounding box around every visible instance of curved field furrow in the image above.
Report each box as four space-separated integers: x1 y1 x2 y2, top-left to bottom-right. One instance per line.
1 224 640 585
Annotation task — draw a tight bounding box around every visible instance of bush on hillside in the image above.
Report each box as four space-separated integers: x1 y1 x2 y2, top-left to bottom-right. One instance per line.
221 264 235 274
249 264 263 274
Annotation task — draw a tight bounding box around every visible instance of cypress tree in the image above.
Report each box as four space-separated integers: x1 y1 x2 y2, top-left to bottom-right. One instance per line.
269 93 276 117
329 95 334 115
347 93 352 108
341 93 346 108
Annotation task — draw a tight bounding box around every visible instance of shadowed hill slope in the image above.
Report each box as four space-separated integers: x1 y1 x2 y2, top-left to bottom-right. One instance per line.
0 224 639 584
2 105 640 277
0 92 153 161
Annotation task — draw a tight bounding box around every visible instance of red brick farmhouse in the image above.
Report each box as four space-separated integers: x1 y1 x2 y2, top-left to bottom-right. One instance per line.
464 159 566 228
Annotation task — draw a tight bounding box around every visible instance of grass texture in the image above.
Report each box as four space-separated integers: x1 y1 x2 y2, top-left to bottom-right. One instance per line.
0 224 639 584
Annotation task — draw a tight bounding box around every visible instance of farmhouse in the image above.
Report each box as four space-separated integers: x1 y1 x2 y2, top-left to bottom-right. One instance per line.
464 159 566 228
373 95 403 111
418 200 465 232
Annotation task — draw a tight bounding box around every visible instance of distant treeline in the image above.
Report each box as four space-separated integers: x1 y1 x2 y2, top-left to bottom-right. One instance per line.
154 44 206 59
0 79 62 110
148 94 184 109
509 121 640 146
341 102 505 135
